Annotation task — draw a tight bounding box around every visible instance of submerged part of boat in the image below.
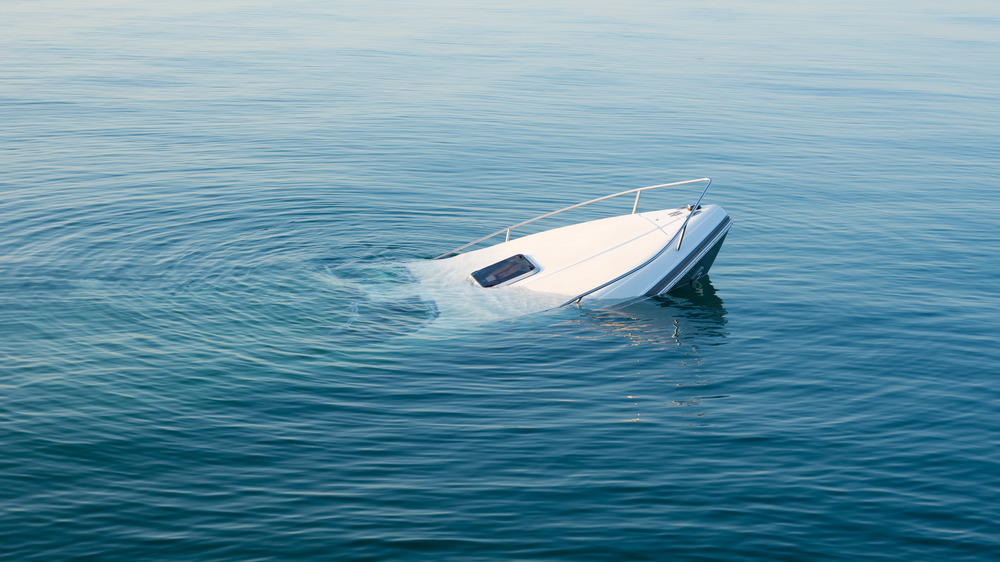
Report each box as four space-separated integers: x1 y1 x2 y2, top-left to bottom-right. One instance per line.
426 178 732 308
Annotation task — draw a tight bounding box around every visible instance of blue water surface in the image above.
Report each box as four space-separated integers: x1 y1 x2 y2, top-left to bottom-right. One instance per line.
2 1 999 560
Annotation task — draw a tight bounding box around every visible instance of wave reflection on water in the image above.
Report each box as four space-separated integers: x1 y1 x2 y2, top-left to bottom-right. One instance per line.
581 279 729 350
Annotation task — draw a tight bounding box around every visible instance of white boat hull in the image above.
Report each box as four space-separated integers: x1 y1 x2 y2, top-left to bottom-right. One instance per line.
435 204 732 305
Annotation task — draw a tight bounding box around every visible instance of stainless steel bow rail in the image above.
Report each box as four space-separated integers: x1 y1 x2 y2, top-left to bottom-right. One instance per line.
432 178 713 260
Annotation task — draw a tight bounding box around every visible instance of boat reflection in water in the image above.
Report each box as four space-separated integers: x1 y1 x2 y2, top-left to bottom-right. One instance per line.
578 277 728 352
569 278 730 423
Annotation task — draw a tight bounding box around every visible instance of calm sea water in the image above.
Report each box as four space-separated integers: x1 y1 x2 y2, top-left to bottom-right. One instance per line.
3 1 999 560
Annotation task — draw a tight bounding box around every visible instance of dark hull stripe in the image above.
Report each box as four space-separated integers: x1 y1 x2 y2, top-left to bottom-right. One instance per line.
643 216 732 297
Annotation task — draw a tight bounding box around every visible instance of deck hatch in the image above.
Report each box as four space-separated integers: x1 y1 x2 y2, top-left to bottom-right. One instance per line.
471 254 538 288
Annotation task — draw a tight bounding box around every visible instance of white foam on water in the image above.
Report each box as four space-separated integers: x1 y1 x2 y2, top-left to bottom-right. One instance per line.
311 257 576 346
404 258 569 329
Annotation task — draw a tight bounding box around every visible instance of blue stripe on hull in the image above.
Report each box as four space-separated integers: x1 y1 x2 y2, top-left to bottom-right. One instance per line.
644 217 732 297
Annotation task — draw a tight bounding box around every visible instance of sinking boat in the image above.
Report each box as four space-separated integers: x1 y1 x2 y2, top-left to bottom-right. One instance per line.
429 178 732 308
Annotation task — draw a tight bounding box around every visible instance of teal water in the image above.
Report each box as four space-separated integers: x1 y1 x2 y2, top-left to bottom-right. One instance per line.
3 1 999 560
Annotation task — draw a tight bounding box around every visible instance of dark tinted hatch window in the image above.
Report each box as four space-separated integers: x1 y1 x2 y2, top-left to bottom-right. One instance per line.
471 254 537 288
